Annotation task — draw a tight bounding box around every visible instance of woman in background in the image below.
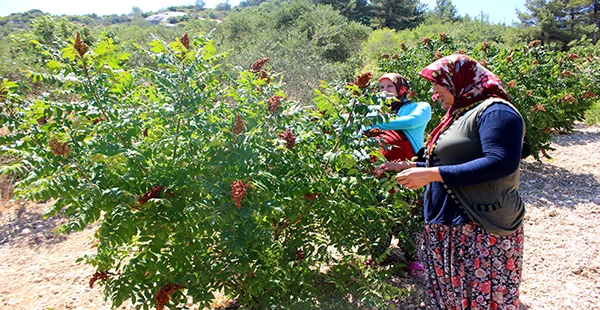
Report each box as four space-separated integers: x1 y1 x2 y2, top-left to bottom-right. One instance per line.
367 73 431 162
367 73 431 276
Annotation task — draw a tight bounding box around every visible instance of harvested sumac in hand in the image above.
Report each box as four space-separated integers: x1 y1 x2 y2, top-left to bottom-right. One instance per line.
365 128 385 138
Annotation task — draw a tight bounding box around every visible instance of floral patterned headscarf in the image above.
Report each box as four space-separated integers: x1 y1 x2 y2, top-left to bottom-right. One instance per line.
418 54 511 154
378 73 411 112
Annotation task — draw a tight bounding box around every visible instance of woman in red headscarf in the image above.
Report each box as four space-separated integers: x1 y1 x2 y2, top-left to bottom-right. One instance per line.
366 73 431 271
376 55 526 309
368 73 431 162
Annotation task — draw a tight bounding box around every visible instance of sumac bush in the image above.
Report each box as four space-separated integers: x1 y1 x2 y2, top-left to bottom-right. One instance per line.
0 33 418 309
377 33 599 159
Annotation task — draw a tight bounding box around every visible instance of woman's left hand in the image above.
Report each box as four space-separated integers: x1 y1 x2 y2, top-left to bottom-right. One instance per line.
395 167 442 189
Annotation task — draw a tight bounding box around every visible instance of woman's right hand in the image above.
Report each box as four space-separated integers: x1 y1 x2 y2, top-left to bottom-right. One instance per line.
374 161 414 176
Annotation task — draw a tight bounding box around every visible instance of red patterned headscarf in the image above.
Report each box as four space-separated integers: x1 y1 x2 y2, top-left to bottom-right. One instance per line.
378 73 411 111
418 54 511 154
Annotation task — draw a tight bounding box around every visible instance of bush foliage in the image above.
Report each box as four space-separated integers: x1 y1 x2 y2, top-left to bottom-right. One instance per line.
0 33 422 309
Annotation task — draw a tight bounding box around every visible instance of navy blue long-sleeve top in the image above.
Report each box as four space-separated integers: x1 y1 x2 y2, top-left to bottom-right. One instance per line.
419 103 525 225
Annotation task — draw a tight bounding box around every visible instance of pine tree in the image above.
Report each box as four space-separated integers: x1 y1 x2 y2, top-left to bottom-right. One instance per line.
517 0 600 47
195 0 206 10
312 0 373 25
567 0 600 43
432 0 458 21
518 0 574 48
370 0 425 30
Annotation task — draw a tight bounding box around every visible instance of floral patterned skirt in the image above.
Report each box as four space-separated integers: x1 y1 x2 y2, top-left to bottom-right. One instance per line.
422 222 524 310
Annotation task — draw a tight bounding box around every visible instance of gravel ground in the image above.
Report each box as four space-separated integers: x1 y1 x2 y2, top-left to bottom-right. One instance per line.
0 123 599 310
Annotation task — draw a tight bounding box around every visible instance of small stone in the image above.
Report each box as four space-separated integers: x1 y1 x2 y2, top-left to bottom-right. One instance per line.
21 228 31 235
548 210 558 217
565 282 583 294
581 271 589 277
44 272 57 280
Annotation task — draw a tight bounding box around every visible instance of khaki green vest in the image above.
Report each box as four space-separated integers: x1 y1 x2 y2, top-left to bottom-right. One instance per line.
432 98 526 236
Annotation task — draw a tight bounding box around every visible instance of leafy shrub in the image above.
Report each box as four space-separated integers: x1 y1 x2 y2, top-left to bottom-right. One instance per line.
567 39 600 126
1 32 417 309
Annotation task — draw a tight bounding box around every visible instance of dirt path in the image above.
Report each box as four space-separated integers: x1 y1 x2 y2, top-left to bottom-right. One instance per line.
518 124 600 309
0 124 599 310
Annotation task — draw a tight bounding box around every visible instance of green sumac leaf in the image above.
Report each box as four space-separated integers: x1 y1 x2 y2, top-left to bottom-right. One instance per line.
94 40 110 56
149 40 166 53
46 60 62 71
61 46 76 61
240 208 253 218
288 213 298 223
202 41 217 58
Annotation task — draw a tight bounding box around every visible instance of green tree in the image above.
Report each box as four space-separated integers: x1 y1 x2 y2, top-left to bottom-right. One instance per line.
566 0 600 43
432 0 458 21
216 0 232 11
370 0 425 30
238 0 269 7
195 0 206 10
312 0 373 25
131 6 143 16
517 0 567 48
515 0 600 48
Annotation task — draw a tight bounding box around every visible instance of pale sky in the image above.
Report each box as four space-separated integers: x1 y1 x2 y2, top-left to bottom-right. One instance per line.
0 0 237 16
420 0 526 24
1 0 525 24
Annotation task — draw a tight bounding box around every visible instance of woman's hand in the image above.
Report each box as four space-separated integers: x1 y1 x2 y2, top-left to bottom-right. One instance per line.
395 167 442 189
374 161 415 177
365 128 384 137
